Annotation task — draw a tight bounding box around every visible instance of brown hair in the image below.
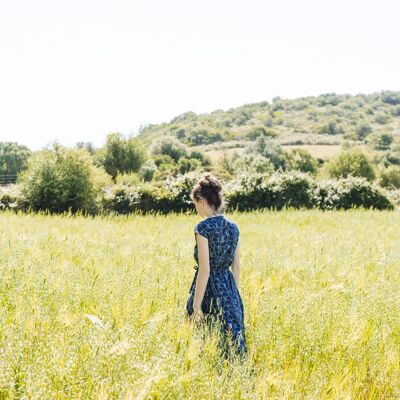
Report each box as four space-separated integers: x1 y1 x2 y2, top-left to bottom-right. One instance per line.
191 172 225 212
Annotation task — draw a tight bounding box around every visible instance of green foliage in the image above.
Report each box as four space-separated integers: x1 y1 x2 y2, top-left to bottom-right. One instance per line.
97 133 146 179
226 171 317 211
151 136 188 162
327 148 376 181
185 128 223 145
317 93 341 106
355 123 372 140
101 171 201 214
379 166 400 189
285 149 319 175
231 153 274 175
115 172 142 186
0 185 27 211
316 121 343 135
138 159 158 182
367 132 394 150
381 90 400 105
314 176 393 210
374 113 390 124
246 134 286 169
75 141 96 155
18 144 111 214
0 142 32 178
246 126 278 141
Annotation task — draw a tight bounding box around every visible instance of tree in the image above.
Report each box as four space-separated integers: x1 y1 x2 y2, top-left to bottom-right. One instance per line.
138 159 158 182
367 132 394 151
18 144 111 213
316 121 343 135
99 133 146 179
246 134 286 169
327 148 376 181
0 142 32 179
355 123 372 140
285 148 319 175
379 166 400 189
76 141 96 155
381 91 400 105
150 136 188 162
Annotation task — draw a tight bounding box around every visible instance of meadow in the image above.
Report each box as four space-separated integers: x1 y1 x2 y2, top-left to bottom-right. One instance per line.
1 209 400 399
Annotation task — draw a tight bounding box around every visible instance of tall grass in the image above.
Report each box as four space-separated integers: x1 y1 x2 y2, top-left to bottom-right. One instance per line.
0 209 399 399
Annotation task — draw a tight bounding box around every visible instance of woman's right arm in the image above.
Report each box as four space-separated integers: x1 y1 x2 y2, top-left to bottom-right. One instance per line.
231 237 240 288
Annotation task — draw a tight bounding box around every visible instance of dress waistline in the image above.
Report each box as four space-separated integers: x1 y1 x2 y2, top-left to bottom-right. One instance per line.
193 265 230 271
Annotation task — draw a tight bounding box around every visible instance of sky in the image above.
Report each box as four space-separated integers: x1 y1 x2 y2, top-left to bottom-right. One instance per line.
0 0 399 151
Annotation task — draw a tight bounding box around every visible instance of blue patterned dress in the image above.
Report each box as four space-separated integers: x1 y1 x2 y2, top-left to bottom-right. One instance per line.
186 214 248 356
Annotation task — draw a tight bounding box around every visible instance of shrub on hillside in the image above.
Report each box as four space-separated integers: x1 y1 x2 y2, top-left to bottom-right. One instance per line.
379 166 400 189
285 149 319 175
327 148 376 181
18 145 111 214
150 136 188 162
367 132 394 151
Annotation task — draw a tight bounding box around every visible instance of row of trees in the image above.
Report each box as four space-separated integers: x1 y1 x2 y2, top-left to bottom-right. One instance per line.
0 150 394 214
2 131 400 192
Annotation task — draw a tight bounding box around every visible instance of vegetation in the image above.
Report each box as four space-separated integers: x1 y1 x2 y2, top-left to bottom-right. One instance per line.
17 144 110 213
0 142 31 178
2 91 400 214
1 210 400 398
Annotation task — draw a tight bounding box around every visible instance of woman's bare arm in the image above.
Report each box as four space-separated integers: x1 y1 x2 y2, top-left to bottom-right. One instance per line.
231 237 240 288
193 233 210 310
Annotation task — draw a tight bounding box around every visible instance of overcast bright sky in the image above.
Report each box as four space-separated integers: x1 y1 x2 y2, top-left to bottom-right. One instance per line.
0 0 399 150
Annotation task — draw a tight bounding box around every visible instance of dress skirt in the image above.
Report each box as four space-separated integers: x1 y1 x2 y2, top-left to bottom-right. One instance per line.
186 267 248 357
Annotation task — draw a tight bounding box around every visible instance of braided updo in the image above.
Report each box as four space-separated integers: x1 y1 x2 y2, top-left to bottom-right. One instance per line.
191 172 225 212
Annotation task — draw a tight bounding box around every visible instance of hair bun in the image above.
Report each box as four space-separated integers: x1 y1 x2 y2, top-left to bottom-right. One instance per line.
200 172 222 192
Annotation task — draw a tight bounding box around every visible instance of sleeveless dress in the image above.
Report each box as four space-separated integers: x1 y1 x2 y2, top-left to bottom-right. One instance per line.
185 214 248 357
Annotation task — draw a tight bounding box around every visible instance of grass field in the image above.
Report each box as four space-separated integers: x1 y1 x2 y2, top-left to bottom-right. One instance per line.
1 209 400 399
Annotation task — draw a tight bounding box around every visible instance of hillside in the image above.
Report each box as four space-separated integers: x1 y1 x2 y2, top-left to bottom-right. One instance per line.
136 91 400 162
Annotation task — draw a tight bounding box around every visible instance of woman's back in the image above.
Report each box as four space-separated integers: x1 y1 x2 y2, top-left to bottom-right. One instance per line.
193 214 239 270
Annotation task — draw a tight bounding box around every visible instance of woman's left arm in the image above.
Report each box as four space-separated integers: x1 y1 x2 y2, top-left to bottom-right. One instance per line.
193 233 210 312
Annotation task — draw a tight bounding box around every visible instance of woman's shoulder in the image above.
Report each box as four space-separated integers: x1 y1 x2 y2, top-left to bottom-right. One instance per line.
194 218 213 239
224 216 239 231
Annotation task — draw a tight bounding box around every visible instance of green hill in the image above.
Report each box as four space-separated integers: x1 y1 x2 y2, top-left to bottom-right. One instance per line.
136 91 400 162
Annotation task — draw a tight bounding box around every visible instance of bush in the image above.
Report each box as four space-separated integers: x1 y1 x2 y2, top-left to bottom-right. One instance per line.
381 91 400 106
97 133 146 179
316 121 343 135
0 185 28 212
226 171 317 211
355 123 372 140
138 159 158 182
327 148 376 181
101 171 201 214
285 149 319 175
246 126 278 140
246 134 286 169
379 166 400 189
18 145 111 214
0 142 32 179
232 154 274 175
367 132 394 151
314 177 393 210
151 136 188 161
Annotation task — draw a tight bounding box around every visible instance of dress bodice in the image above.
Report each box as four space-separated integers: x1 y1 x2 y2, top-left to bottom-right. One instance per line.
193 214 239 270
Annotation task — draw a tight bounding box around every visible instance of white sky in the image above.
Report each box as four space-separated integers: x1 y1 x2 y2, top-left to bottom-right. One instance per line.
0 0 399 150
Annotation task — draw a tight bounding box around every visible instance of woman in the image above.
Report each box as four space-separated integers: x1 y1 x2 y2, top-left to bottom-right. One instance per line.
185 172 248 359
